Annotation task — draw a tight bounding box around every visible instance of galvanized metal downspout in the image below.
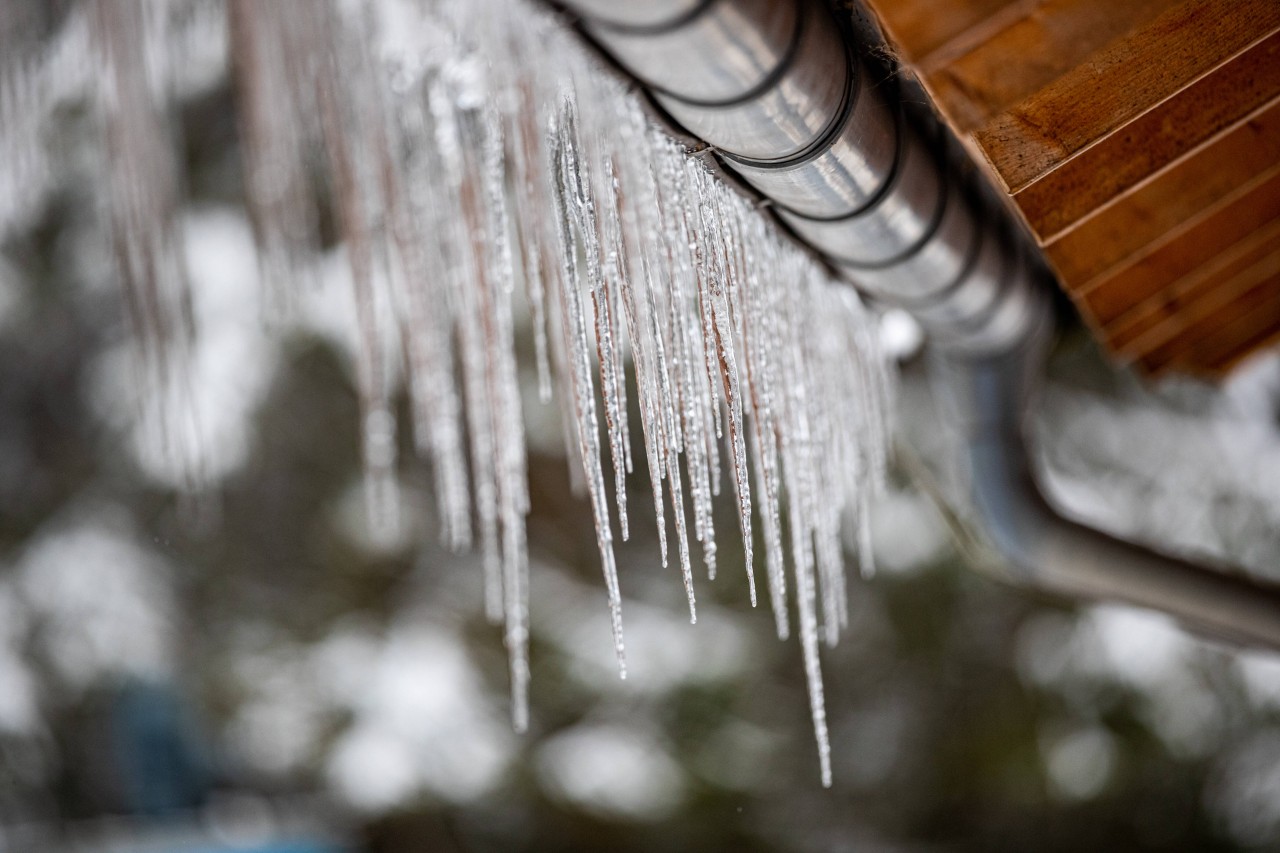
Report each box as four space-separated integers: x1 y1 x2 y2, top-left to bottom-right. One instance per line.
557 0 1280 648
936 336 1280 649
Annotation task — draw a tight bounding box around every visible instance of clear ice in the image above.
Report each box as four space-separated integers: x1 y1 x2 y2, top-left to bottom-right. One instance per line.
2 0 894 784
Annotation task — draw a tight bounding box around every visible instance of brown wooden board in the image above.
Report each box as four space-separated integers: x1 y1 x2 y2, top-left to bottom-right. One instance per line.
1121 245 1280 361
974 0 1280 192
925 0 1177 132
1107 217 1280 353
1140 270 1280 374
1209 328 1280 374
1076 163 1280 326
857 0 1280 377
1045 96 1280 286
1013 30 1280 240
867 0 1023 63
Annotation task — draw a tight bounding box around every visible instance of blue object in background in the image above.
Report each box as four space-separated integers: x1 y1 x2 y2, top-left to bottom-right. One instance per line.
111 680 212 816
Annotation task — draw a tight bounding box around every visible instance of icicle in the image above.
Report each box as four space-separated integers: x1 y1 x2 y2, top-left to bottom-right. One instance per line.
816 505 845 648
227 0 322 319
794 502 834 788
600 155 635 479
312 1 402 543
595 154 634 541
620 243 669 564
631 150 698 621
474 99 533 731
660 156 719 581
609 151 669 559
550 97 626 677
750 417 789 638
857 494 877 581
589 194 630 543
91 0 203 487
382 67 473 551
60 0 900 778
508 85 555 404
738 210 789 637
1 4 92 237
703 184 755 606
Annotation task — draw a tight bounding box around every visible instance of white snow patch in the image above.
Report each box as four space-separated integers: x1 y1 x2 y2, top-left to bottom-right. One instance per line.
536 725 686 821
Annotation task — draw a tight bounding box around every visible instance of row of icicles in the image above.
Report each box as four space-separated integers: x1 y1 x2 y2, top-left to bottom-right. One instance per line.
3 0 894 786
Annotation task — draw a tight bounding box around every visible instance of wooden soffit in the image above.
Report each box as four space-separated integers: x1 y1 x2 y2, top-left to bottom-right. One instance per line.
861 0 1280 378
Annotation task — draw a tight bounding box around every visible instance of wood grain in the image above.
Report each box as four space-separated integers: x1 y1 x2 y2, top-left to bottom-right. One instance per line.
974 0 1280 192
1014 29 1280 239
1140 270 1280 374
866 0 1022 64
1077 162 1280 325
1045 96 1280 285
859 0 1280 375
926 0 1176 132
1107 217 1280 353
1117 245 1280 360
1209 328 1280 375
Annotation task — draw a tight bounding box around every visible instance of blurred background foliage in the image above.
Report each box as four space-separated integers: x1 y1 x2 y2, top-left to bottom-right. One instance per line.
3 30 1280 853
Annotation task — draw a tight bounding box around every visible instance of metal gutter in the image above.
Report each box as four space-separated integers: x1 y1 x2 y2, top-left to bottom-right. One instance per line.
556 0 1280 648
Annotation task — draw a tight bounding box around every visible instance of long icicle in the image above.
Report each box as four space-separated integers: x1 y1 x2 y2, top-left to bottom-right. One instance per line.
60 0 897 782
550 96 627 677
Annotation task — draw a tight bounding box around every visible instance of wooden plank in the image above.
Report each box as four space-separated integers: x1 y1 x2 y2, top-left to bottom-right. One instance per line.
868 0 1023 63
1209 328 1280 374
925 0 1177 132
1044 96 1280 286
1139 268 1280 371
1114 244 1280 358
1014 30 1280 240
974 0 1280 192
1140 270 1280 374
1189 296 1280 369
1076 162 1280 325
1106 217 1280 353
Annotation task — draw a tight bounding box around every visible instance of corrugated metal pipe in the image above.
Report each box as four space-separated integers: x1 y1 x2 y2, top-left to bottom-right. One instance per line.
556 0 1280 648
